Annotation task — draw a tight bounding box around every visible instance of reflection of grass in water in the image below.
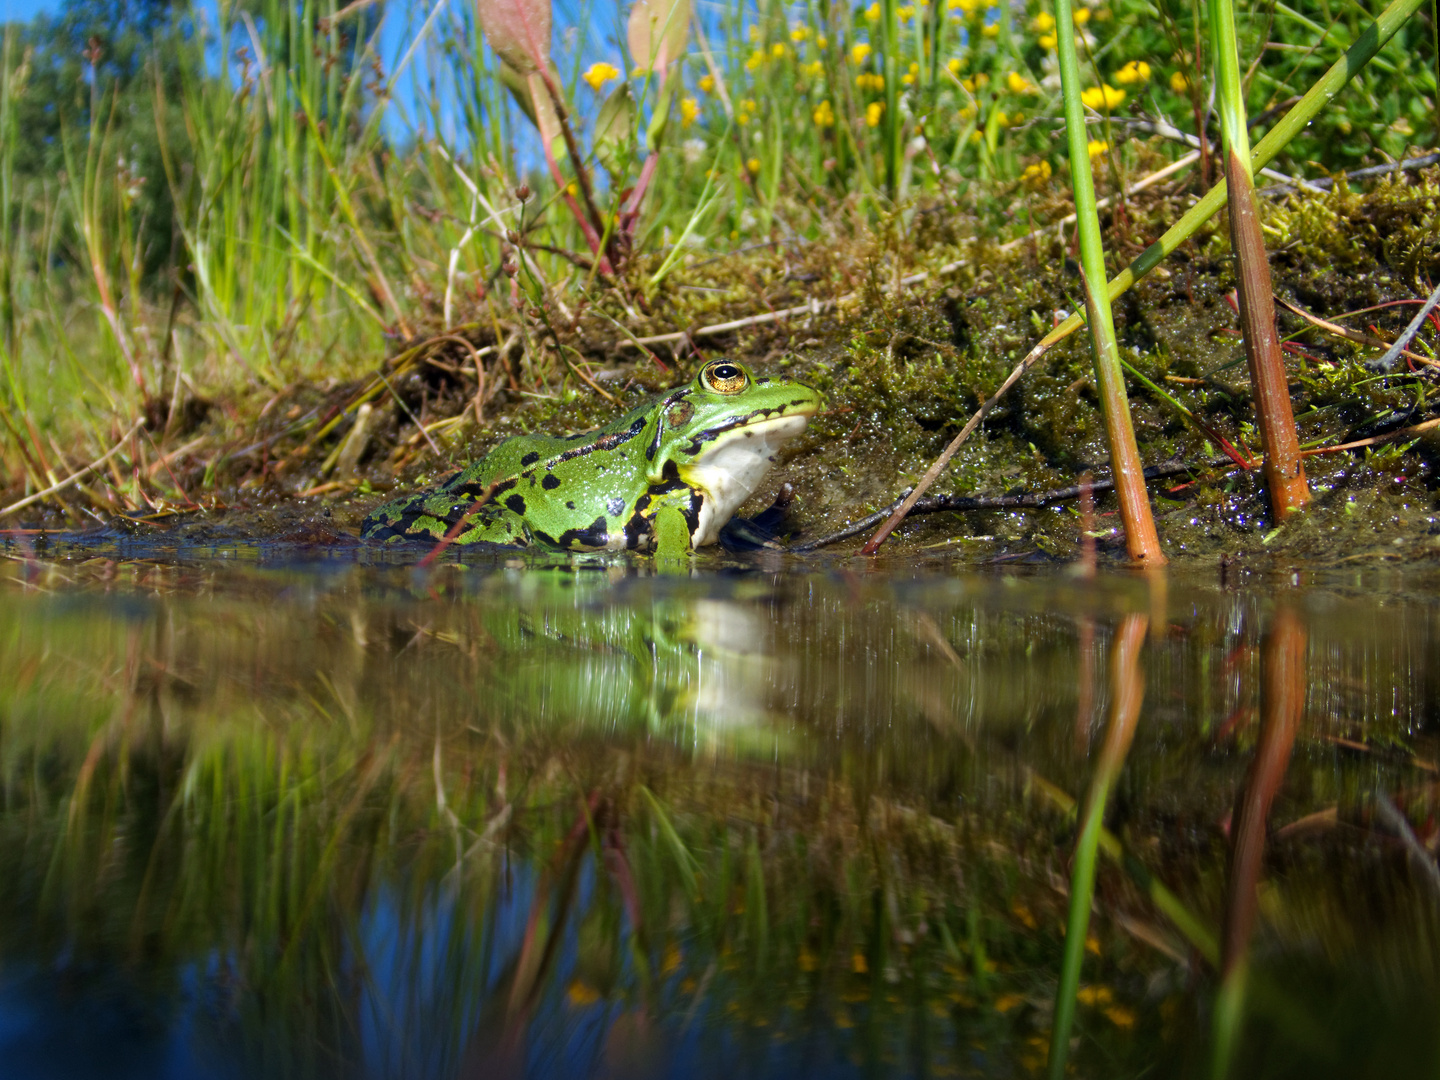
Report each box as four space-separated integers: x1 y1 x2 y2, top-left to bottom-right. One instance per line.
5 568 1440 1075
1 666 1153 1075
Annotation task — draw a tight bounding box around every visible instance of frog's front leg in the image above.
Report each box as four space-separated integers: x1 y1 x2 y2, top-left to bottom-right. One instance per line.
650 502 695 566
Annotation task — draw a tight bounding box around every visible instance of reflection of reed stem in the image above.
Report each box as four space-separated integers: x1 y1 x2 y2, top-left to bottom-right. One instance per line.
1049 612 1148 1080
1212 607 1305 1079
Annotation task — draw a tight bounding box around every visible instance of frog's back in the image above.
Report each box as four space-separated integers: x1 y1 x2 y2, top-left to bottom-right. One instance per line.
361 400 657 547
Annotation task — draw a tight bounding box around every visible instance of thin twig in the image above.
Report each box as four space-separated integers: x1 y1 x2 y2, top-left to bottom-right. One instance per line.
860 341 1055 554
1301 415 1440 455
794 456 1237 551
1373 792 1440 901
1372 278 1440 372
1275 296 1437 367
1258 151 1440 196
0 418 145 519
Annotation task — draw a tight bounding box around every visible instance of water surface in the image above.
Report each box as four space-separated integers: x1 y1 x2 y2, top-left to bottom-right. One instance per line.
2 545 1439 1078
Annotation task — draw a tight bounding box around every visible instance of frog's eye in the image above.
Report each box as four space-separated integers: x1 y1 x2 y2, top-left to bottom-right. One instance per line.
702 362 749 394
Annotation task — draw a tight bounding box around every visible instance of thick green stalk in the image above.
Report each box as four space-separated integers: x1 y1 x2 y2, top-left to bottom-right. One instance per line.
1048 613 1148 1080
1052 0 1165 564
1208 0 1309 519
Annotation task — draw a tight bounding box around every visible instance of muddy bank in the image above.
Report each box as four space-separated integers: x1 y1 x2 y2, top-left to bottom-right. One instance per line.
9 166 1440 565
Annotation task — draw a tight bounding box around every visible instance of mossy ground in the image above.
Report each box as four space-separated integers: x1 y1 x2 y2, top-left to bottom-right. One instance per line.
11 162 1440 566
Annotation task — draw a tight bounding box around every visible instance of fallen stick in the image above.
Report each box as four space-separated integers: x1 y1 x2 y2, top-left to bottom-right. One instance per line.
797 413 1440 552
0 418 145 519
793 456 1237 551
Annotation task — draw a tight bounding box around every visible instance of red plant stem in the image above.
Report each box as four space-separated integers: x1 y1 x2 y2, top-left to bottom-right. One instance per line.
1081 274 1167 565
1224 149 1310 519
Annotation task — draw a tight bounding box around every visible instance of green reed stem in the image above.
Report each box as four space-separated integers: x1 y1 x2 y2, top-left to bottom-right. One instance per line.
1051 0 1165 565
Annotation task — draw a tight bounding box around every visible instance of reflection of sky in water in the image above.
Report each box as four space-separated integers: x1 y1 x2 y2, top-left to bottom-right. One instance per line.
0 851 864 1078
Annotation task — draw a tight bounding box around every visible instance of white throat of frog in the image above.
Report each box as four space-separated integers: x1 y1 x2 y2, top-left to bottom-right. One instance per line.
681 412 812 547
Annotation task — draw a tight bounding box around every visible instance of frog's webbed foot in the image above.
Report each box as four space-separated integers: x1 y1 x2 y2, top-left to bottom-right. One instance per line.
717 484 795 551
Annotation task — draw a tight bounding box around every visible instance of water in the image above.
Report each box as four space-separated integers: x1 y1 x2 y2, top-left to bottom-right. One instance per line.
2 547 1439 1078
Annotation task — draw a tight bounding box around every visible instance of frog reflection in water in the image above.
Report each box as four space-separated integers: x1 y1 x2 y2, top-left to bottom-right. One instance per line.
361 360 824 557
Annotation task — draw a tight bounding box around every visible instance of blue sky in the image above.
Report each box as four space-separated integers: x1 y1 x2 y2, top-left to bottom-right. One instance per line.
1 0 58 20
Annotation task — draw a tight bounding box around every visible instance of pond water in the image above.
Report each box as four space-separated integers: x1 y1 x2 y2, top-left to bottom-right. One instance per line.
2 539 1439 1079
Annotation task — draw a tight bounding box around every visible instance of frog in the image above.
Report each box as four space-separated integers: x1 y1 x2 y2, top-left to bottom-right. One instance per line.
361 359 824 558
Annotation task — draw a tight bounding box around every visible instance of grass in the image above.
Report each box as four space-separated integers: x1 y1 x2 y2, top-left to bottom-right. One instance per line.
0 0 1431 525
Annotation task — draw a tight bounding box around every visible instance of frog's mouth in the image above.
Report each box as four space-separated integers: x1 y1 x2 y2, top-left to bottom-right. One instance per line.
681 409 816 547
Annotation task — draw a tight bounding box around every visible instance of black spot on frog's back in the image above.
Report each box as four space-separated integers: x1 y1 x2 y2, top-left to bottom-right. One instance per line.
606 497 626 516
542 473 561 490
520 451 540 466
535 516 610 550
505 494 527 515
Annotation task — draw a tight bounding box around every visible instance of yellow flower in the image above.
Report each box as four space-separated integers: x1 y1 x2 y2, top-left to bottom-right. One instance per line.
746 157 761 174
1081 84 1126 110
994 993 1025 1012
771 41 787 58
1010 110 1024 124
993 109 1008 126
899 4 916 20
813 99 836 126
1006 71 1034 93
1038 32 1057 48
946 57 963 75
1073 6 1091 23
699 74 715 93
1021 159 1052 185
1076 985 1114 1005
816 35 828 48
960 72 987 92
680 96 699 127
1104 1005 1137 1029
909 61 920 72
865 101 884 126
567 980 601 1007
865 1 881 19
745 49 765 71
790 26 811 41
747 24 760 42
1087 138 1109 157
1115 59 1151 83
851 42 872 64
1169 69 1191 92
856 72 885 91
982 22 999 35
1031 10 1055 31
582 62 620 90
802 60 825 79
958 104 976 119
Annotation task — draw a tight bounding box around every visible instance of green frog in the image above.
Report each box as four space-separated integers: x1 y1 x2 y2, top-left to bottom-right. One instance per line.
361 360 823 557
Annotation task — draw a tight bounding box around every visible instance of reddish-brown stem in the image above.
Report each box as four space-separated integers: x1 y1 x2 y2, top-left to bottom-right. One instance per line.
1224 149 1310 519
1080 273 1167 566
535 68 616 271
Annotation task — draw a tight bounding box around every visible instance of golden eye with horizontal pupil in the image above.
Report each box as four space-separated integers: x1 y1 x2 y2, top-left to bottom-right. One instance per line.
701 361 749 394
